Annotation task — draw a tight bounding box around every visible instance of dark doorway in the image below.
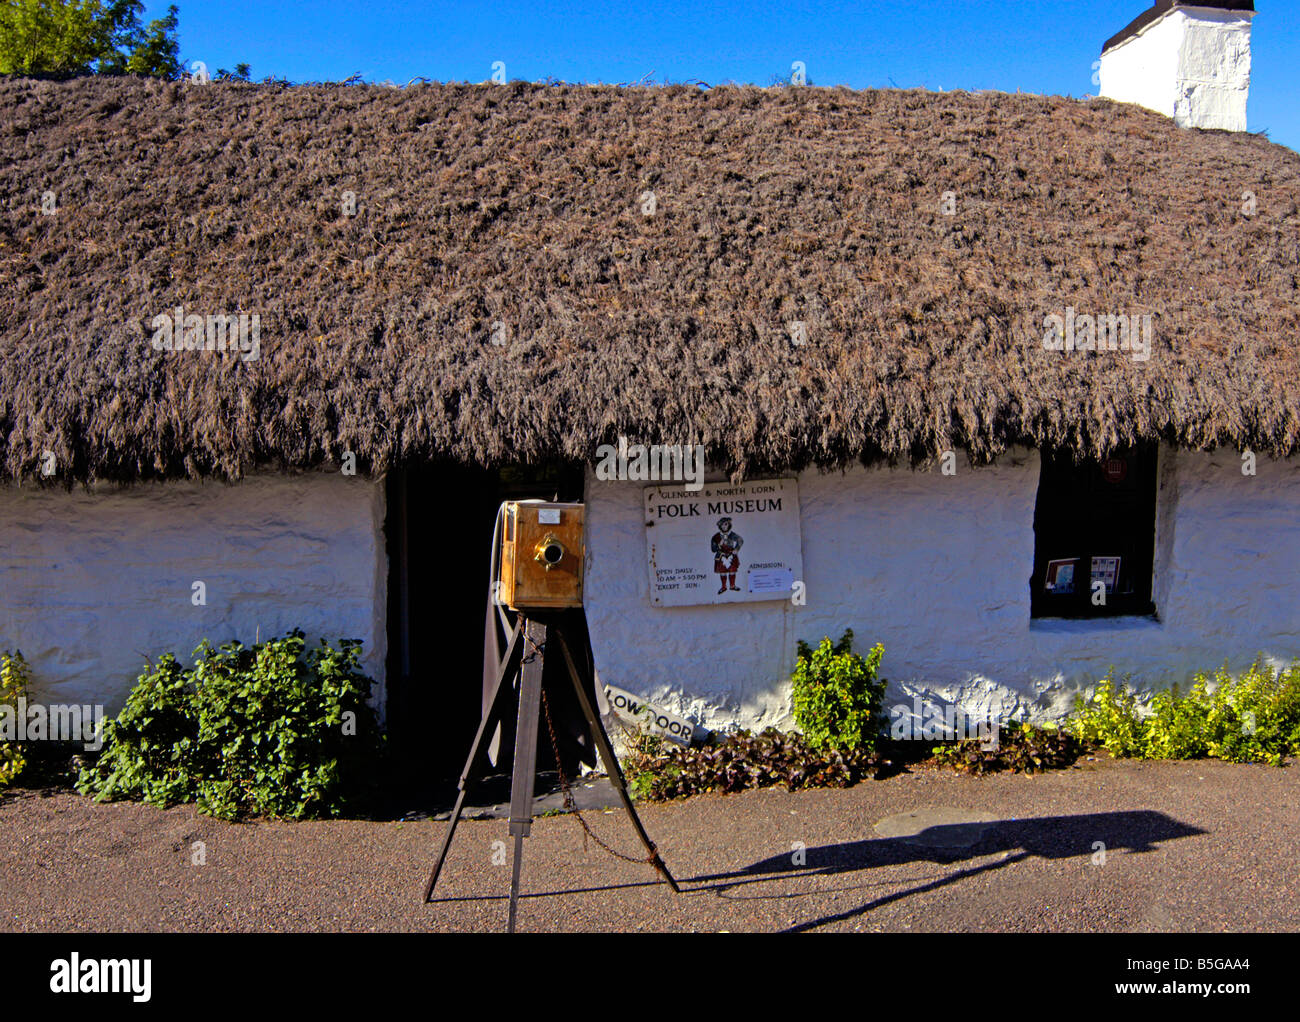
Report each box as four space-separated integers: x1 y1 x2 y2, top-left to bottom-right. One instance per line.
384 460 586 797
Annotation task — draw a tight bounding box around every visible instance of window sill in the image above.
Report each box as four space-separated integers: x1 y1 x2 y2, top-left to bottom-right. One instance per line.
1029 615 1161 634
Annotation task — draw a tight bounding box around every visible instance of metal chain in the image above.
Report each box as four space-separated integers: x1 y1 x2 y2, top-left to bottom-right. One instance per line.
539 683 657 868
522 630 546 664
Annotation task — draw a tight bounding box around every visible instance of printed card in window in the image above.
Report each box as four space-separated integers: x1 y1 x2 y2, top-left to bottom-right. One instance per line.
1091 556 1121 595
1045 558 1079 594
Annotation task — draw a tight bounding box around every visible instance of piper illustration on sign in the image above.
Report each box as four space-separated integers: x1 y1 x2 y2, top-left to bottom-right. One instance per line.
711 518 743 594
644 479 803 607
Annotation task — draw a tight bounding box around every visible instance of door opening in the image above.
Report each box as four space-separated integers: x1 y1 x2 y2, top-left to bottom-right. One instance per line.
384 460 588 795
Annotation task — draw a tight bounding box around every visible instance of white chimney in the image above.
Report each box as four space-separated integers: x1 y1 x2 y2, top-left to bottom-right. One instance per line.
1099 1 1254 131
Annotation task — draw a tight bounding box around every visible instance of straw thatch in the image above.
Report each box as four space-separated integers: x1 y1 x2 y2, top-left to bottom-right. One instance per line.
1 76 1297 484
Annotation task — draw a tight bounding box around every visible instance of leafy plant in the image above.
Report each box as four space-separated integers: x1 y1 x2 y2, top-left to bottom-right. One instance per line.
123 2 179 77
791 631 887 752
214 61 250 81
1 650 31 787
0 0 181 78
1195 661 1300 765
622 725 890 802
1142 679 1211 760
929 721 1083 775
77 630 383 819
1067 671 1147 758
1068 660 1300 766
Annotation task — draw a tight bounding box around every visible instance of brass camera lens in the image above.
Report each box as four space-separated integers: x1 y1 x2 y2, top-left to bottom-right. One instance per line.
533 532 567 570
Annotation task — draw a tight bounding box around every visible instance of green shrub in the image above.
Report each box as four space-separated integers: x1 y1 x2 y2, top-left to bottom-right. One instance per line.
1197 661 1300 765
791 630 887 752
622 726 890 802
77 631 383 819
1069 672 1148 758
1142 679 1211 760
1 650 30 787
1068 660 1300 766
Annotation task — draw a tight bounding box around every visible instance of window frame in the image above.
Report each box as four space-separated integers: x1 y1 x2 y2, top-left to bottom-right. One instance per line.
1029 444 1159 620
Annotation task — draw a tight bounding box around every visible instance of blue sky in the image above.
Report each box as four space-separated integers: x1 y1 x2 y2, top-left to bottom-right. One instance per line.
166 1 1297 151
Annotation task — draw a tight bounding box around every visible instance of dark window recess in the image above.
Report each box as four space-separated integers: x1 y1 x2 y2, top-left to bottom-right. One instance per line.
1031 444 1158 619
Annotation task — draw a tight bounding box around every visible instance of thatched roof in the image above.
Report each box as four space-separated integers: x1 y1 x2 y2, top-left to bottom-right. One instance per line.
1 76 1298 484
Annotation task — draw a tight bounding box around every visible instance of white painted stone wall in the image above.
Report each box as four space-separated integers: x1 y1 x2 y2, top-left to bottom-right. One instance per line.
583 447 1300 734
1100 7 1252 131
0 472 388 715
1101 9 1185 120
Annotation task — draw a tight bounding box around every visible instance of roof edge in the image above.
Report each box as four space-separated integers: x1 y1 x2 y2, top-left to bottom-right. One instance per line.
1102 0 1255 55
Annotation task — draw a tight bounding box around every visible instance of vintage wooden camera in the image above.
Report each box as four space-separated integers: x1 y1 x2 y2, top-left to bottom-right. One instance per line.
497 502 585 611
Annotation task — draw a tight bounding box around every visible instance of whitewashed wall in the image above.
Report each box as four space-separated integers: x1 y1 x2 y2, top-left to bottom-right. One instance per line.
1177 9 1253 130
584 447 1300 734
1100 7 1252 131
1101 9 1184 120
0 472 387 715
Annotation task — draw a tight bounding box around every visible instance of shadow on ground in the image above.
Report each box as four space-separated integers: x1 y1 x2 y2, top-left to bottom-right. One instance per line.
687 809 1206 931
432 809 1206 932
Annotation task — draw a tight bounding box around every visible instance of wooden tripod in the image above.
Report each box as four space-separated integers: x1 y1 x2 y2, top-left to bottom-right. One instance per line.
422 610 680 931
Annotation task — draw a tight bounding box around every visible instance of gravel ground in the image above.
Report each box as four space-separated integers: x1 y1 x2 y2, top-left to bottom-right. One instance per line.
2 756 1298 933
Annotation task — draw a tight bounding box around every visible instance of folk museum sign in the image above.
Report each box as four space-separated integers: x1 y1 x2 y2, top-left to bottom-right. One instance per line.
643 479 804 607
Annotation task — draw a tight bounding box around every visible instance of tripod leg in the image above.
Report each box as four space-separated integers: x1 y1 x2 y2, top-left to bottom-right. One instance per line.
423 622 524 903
505 616 547 932
507 832 526 933
554 629 681 893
